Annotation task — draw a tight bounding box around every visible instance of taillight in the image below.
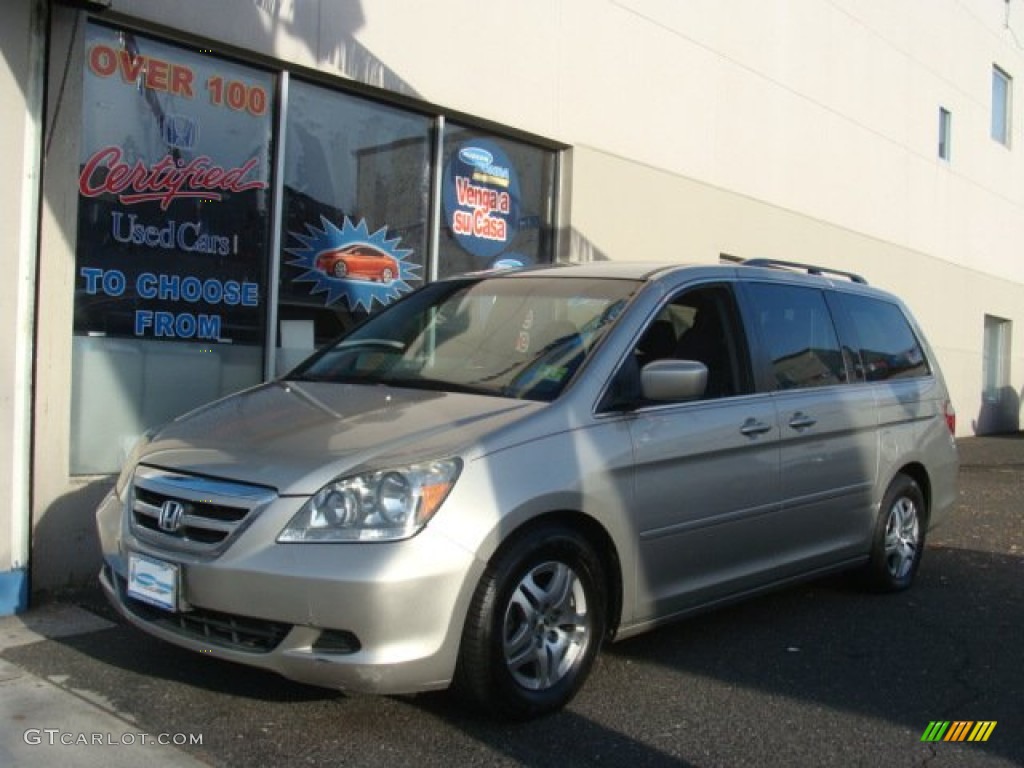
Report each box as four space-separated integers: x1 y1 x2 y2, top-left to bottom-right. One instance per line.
943 400 956 435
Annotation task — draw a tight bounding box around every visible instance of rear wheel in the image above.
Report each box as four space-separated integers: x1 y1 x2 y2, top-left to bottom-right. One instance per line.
454 524 606 719
861 474 926 592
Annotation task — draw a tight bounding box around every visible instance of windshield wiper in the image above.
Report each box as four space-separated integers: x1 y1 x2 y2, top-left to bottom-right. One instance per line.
377 376 502 398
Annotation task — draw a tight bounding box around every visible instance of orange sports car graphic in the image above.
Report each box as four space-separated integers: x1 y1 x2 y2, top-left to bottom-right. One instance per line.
316 244 400 283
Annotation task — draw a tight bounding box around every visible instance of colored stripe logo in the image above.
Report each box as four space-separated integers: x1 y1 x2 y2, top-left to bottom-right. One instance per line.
921 721 997 742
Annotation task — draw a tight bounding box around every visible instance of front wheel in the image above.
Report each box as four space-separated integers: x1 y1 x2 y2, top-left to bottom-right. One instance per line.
861 474 927 592
454 525 606 719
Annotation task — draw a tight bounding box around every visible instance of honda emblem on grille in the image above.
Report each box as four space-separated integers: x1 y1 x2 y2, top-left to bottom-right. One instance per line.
158 500 186 533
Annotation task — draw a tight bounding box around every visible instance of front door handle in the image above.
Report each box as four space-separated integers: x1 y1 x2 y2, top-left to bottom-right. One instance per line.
788 412 817 430
740 418 773 436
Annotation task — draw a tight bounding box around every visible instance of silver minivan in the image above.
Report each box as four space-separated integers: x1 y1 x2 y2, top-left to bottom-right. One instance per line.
96 259 959 717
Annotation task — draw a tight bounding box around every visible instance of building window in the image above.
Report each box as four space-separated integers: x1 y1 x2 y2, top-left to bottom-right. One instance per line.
276 79 433 372
992 65 1012 146
72 26 274 474
438 123 558 279
938 107 952 160
983 315 1012 400
980 314 1014 434
275 90 560 374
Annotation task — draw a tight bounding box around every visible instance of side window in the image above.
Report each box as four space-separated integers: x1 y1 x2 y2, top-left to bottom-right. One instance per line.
746 283 846 390
604 284 752 408
836 294 930 381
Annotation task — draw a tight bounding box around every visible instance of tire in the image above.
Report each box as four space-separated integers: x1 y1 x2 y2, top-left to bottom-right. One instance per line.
332 261 348 279
380 267 394 283
861 474 927 592
454 524 606 719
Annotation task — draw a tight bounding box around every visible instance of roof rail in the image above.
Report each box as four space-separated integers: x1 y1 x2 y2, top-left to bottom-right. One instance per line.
742 258 867 284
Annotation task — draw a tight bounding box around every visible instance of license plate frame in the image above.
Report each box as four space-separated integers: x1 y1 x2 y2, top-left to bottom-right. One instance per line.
127 554 179 612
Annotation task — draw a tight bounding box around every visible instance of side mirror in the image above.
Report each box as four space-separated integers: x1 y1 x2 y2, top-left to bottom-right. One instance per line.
640 360 708 402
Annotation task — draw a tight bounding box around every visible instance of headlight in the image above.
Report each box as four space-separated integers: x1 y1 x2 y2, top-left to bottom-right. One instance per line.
278 458 462 543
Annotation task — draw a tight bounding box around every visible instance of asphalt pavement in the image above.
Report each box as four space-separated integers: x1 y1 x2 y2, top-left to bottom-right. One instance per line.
1 433 1021 768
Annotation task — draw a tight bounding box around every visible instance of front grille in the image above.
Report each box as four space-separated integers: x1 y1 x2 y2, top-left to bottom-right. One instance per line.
129 465 277 556
116 572 291 653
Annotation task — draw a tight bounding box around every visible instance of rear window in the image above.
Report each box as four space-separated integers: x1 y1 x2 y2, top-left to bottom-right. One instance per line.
836 293 930 381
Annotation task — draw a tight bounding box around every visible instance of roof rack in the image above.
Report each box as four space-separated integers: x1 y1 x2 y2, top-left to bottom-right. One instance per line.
742 258 867 284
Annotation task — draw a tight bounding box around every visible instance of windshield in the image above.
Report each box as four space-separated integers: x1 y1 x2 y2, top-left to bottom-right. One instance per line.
288 275 639 401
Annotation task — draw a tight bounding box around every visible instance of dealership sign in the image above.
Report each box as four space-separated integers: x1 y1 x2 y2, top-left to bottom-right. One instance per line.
442 140 521 263
73 26 273 345
79 146 267 211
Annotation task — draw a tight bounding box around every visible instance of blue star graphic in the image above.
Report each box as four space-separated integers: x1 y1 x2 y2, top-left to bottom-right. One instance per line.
285 216 421 312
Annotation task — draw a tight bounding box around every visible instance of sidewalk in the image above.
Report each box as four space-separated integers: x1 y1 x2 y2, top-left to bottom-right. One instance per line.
0 604 209 768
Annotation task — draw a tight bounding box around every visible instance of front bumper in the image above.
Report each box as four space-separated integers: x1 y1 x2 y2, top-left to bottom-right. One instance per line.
96 489 483 694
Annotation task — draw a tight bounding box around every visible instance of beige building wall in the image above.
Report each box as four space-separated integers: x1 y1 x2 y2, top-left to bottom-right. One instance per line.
16 0 1024 595
33 7 107 592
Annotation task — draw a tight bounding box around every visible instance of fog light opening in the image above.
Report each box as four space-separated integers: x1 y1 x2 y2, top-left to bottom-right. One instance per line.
312 629 361 655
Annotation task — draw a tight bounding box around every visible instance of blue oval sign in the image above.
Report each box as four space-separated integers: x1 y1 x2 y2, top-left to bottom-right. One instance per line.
444 140 521 262
458 147 494 169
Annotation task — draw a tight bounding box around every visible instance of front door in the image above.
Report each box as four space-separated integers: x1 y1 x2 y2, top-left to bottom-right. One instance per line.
618 284 784 621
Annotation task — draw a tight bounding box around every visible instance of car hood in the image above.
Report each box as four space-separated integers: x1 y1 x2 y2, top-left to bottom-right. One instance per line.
133 381 544 495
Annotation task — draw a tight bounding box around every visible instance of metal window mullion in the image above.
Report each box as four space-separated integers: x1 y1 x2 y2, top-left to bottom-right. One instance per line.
264 70 290 380
428 114 445 283
553 148 564 262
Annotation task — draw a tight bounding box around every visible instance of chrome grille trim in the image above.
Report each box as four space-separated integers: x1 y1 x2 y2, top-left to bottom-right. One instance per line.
129 465 277 556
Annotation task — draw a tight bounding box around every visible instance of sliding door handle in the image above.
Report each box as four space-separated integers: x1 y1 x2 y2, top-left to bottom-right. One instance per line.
788 413 817 430
740 418 773 436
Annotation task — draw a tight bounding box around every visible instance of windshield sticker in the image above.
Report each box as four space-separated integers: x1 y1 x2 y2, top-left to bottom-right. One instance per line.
538 365 568 381
285 216 421 312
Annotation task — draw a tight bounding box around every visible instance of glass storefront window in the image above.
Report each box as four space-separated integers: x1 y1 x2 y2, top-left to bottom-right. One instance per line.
276 80 432 372
71 26 274 473
69 25 562 474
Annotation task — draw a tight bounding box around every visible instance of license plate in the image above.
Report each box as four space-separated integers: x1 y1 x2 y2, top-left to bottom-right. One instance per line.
127 554 178 612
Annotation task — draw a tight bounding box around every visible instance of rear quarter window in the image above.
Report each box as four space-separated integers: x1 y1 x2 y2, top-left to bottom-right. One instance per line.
836 293 930 381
